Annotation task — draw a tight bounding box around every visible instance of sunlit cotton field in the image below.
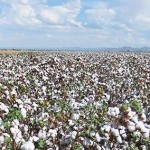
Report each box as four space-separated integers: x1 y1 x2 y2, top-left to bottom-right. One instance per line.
0 51 150 150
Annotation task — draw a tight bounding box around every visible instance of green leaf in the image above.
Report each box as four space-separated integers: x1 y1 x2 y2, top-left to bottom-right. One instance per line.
36 139 46 149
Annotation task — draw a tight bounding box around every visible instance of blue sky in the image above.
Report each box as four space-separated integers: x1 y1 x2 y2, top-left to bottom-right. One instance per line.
0 0 150 49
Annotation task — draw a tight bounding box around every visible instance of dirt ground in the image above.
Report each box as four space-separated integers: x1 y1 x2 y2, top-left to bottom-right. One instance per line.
0 50 22 54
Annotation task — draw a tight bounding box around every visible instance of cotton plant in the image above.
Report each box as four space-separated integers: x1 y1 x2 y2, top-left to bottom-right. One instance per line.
0 51 150 149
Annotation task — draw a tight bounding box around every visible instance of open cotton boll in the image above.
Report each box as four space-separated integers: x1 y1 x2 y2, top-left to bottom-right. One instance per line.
71 131 77 139
16 99 23 105
0 135 4 144
111 128 120 137
120 129 126 135
0 103 9 114
140 127 149 134
131 115 138 124
121 132 127 139
29 136 39 142
83 137 93 146
140 113 147 122
21 107 27 119
103 125 111 132
143 132 149 138
38 130 47 139
127 125 136 132
72 113 80 120
90 131 95 137
140 145 147 150
24 125 28 132
10 125 18 135
136 121 145 130
114 107 120 115
11 89 17 97
127 111 134 119
95 133 102 142
118 125 125 130
3 133 10 137
134 131 141 137
116 136 122 143
104 133 110 140
68 119 75 126
47 129 57 138
21 140 35 150
13 119 20 126
111 111 116 117
15 137 24 145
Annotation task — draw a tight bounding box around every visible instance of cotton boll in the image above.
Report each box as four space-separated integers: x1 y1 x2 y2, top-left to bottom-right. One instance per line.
140 113 147 122
127 125 136 132
21 141 35 150
72 113 80 120
10 126 18 135
143 132 149 138
13 119 20 126
101 127 105 132
128 121 135 126
21 107 27 119
141 127 149 136
38 130 47 139
136 121 144 130
120 129 126 135
63 134 72 145
114 107 120 115
111 128 120 137
32 102 38 111
122 132 127 139
0 135 4 144
29 136 39 142
118 125 125 130
24 125 28 132
11 89 17 97
132 115 138 124
48 129 57 138
140 145 147 150
95 133 102 142
111 111 116 117
116 136 122 143
16 130 22 139
103 125 111 132
15 137 22 145
90 131 95 137
16 99 23 105
71 131 77 139
68 119 74 126
127 107 132 112
134 131 141 137
145 124 150 129
104 133 110 140
127 111 134 119
96 144 102 150
19 104 23 109
83 137 93 146
3 133 10 137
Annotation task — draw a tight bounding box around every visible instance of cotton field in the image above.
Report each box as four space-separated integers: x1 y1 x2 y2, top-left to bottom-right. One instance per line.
0 51 150 150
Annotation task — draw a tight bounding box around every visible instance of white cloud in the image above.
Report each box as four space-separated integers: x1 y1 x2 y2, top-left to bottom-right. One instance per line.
0 0 42 26
40 6 69 24
0 0 82 27
115 0 150 31
39 0 82 27
85 8 116 26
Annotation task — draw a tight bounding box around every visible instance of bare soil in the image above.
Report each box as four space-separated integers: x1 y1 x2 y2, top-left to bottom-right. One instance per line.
0 50 21 54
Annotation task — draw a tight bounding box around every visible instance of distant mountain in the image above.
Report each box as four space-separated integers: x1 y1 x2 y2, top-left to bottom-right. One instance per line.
1 47 150 51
